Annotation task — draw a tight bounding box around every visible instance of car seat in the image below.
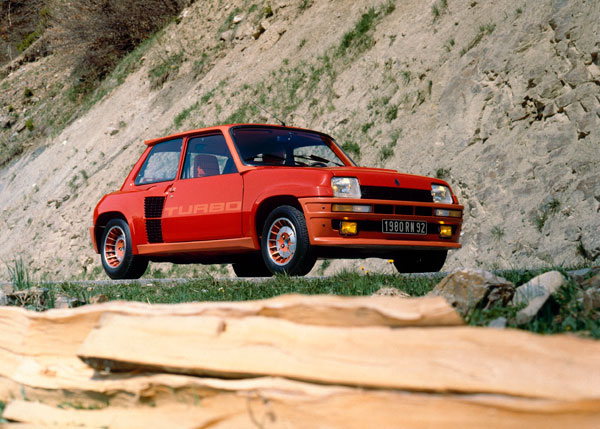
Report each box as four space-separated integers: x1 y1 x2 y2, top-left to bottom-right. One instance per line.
193 154 220 177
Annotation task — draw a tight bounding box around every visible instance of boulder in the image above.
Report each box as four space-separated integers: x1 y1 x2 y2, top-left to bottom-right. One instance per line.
488 317 507 329
54 295 86 309
513 271 567 325
428 269 515 316
0 289 6 306
372 287 410 298
583 287 600 317
0 114 12 129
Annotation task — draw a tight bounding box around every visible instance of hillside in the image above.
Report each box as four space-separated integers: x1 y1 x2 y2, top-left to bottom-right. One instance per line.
0 0 599 280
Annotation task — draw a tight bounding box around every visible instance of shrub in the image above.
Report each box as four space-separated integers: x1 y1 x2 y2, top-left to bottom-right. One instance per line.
47 0 187 99
385 104 398 122
342 141 361 159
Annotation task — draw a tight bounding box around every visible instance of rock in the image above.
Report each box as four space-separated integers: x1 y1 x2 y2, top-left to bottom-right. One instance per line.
543 102 558 118
508 105 528 122
232 15 243 24
372 287 410 298
580 271 600 290
10 287 48 308
54 295 85 309
428 269 515 316
579 225 600 261
0 114 12 129
220 30 235 43
488 317 507 328
0 289 7 306
513 271 567 325
583 287 600 317
563 63 591 87
90 294 109 304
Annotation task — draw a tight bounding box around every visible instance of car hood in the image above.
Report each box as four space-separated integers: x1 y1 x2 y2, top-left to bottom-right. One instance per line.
329 167 441 190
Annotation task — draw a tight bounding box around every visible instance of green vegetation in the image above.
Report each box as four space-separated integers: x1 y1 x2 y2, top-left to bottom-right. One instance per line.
341 141 361 159
385 104 398 122
25 118 34 131
219 7 243 32
400 70 411 85
535 198 561 231
0 401 6 423
460 23 496 56
16 7 50 52
3 265 598 338
361 121 374 133
50 0 186 98
491 225 505 240
298 0 313 11
444 38 455 52
432 0 448 22
335 1 395 59
174 102 200 128
149 51 185 89
378 143 395 162
224 103 260 124
6 258 32 290
434 167 451 179
469 267 600 338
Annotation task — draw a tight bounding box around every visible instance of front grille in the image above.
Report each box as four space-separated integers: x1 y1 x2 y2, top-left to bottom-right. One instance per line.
144 196 165 218
361 186 433 203
146 219 163 243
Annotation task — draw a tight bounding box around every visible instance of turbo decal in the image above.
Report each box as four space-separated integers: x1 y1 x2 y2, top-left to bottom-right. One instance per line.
163 201 241 217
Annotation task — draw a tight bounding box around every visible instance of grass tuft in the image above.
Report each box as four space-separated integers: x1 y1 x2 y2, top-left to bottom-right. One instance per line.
6 258 32 290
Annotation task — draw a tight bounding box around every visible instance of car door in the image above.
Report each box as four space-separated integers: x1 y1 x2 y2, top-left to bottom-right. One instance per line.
161 132 243 242
132 138 183 244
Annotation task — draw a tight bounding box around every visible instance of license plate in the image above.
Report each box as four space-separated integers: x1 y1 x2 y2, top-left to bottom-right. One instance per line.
382 220 427 235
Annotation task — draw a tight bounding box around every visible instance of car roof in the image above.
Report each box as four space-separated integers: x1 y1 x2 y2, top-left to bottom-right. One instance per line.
143 124 332 146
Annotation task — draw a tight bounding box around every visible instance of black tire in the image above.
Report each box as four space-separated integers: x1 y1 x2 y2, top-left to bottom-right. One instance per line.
261 205 316 276
100 218 148 280
232 253 273 277
393 250 447 273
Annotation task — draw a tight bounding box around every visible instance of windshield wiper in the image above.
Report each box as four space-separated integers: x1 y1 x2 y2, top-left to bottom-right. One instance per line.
294 154 344 167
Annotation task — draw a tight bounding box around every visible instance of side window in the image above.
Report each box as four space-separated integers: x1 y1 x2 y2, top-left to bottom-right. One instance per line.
134 139 183 185
182 133 237 179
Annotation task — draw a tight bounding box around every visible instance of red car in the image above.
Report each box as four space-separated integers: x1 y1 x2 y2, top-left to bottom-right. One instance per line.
90 124 463 279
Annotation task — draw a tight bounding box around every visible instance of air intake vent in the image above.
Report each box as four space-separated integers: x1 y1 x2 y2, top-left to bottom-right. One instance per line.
145 219 163 243
144 197 165 243
361 186 433 203
144 196 165 218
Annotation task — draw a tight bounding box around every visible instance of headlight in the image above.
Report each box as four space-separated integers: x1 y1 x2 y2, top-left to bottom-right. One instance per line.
331 177 361 199
431 184 453 203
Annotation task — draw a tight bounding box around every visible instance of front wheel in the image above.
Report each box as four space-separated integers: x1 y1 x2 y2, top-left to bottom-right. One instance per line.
100 218 148 279
393 250 447 273
261 205 316 276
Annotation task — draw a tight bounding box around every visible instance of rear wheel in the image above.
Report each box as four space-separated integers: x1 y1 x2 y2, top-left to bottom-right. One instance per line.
101 218 148 279
261 205 316 276
232 254 273 277
393 250 447 273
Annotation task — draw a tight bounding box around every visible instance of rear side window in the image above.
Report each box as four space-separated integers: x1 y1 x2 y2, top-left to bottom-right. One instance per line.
135 139 183 185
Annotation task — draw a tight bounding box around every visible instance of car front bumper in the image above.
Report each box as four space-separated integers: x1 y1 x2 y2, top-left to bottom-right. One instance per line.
299 197 463 251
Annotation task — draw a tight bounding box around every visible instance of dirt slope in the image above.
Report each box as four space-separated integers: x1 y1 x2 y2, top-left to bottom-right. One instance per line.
0 0 599 280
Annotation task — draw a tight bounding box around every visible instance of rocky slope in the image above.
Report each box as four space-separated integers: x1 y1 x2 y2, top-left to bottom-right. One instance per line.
0 0 598 280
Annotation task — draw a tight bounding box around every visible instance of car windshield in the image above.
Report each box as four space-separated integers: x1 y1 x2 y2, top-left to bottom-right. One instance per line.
230 126 348 167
